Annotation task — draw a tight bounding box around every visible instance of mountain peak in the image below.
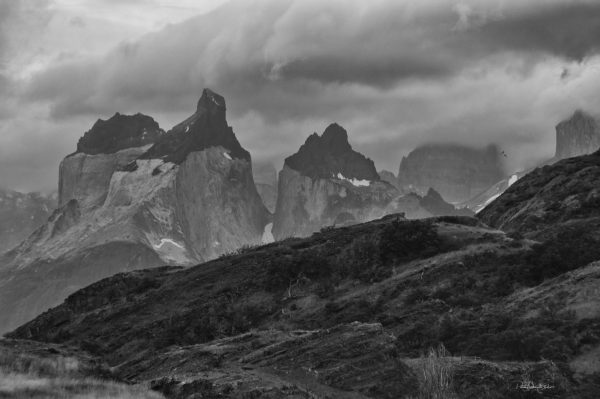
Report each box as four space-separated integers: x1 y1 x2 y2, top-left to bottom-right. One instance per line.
285 123 379 181
74 113 164 156
139 89 250 164
197 88 226 119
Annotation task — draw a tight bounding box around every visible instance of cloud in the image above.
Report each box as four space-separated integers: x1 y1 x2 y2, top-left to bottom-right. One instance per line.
4 0 600 191
23 0 600 121
472 1 600 61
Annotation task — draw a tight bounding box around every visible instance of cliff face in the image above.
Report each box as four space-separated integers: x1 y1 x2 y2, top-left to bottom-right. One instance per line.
555 110 600 159
397 144 505 203
273 124 399 239
58 113 164 209
0 89 268 333
0 189 57 254
273 165 399 238
59 146 152 210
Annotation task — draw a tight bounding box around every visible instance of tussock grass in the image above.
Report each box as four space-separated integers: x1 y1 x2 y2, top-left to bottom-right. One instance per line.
412 344 457 399
0 345 162 399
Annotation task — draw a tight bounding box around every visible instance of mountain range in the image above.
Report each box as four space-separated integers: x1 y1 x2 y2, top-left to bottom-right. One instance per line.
2 89 600 398
8 145 600 397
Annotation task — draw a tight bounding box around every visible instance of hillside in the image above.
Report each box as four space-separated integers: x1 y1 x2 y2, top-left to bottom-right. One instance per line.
8 212 600 398
479 149 600 237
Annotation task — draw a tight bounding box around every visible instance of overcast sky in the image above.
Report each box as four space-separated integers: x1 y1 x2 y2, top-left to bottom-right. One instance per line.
2 0 600 192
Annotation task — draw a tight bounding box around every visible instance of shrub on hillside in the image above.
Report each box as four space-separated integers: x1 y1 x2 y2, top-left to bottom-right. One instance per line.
379 219 443 265
527 226 600 283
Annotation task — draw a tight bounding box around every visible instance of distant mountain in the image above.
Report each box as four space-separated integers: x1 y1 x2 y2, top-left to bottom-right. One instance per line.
0 189 57 254
378 169 400 189
0 89 268 333
253 161 278 214
555 110 600 160
272 123 399 239
419 188 474 217
284 123 381 181
397 143 506 203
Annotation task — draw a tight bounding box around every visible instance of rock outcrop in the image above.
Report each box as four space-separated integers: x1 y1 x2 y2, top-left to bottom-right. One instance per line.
397 144 506 203
0 89 268 333
0 189 57 254
273 124 399 239
555 110 600 160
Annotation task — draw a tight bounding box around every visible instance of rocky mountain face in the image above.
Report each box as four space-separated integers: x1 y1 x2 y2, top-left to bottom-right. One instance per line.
0 89 268 333
397 144 506 203
479 149 600 238
555 110 600 160
272 124 400 239
253 161 278 213
59 113 164 210
10 211 600 398
0 189 57 254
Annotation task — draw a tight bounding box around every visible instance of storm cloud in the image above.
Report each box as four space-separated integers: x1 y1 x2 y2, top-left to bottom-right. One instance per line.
3 0 600 191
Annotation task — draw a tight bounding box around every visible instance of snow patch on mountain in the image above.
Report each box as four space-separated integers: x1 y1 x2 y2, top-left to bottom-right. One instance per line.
153 238 185 250
336 173 371 187
262 222 274 244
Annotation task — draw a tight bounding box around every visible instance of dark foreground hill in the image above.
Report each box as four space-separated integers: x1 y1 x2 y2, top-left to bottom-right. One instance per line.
479 149 600 239
7 211 600 398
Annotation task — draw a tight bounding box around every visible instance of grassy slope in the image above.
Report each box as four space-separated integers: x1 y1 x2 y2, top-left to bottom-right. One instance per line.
0 340 163 399
6 215 600 398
